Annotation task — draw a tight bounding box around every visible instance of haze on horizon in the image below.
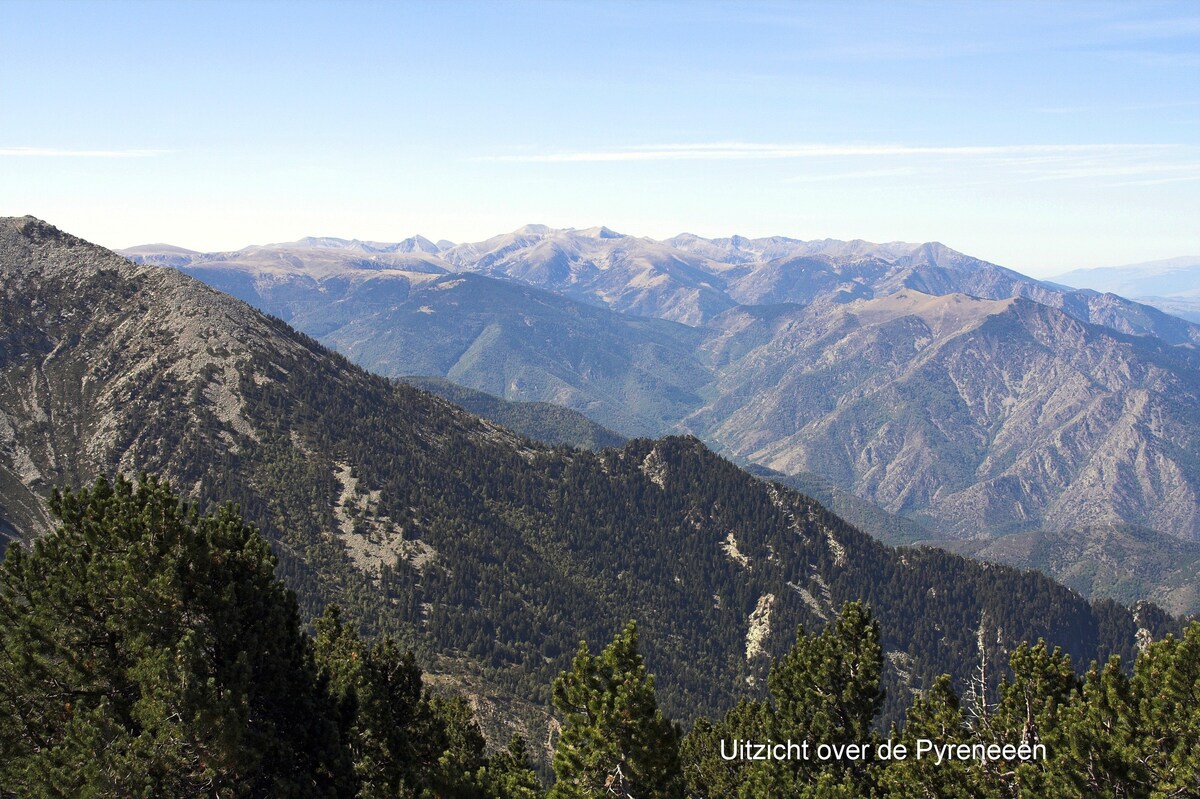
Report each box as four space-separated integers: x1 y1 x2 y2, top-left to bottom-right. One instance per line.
2 0 1198 277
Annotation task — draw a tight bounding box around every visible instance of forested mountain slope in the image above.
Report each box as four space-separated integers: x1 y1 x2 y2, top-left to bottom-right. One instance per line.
397 376 625 450
124 231 1200 551
2 217 1169 739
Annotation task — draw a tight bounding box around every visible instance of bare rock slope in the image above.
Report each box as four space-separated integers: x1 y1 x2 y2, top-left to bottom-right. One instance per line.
2 216 1163 736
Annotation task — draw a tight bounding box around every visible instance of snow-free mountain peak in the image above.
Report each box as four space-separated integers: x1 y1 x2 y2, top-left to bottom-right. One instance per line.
512 223 558 236
1048 257 1200 324
281 235 443 256
121 226 1200 340
578 225 625 239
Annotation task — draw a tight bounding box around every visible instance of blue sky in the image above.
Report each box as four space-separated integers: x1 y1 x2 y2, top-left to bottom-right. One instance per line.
1 0 1197 275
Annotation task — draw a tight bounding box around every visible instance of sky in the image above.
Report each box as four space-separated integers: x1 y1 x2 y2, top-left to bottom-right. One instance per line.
1 0 1198 276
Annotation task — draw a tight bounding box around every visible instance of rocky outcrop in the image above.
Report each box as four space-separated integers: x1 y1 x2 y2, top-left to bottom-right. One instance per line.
692 291 1200 540
115 223 1200 598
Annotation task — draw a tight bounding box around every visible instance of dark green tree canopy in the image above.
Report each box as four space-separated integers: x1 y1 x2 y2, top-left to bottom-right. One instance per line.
1 473 1197 798
550 621 684 799
0 475 351 798
690 602 886 799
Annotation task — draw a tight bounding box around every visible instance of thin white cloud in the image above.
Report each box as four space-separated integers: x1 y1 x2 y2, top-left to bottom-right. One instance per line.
1019 161 1200 182
782 167 918 184
1106 16 1200 39
482 142 1172 163
1102 174 1200 188
0 147 170 158
1104 50 1200 68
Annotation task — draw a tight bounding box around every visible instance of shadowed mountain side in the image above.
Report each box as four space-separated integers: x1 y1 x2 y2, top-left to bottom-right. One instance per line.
949 525 1200 618
2 216 1168 741
314 274 709 438
397 376 626 450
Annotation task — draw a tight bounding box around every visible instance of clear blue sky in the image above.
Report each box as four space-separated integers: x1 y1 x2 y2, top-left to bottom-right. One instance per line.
2 0 1197 274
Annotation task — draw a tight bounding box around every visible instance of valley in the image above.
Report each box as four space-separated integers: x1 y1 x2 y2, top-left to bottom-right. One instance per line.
122 225 1200 614
0 216 1171 748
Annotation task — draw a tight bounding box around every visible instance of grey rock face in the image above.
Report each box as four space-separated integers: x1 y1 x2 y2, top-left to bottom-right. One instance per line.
116 224 1200 548
691 292 1200 540
0 217 325 537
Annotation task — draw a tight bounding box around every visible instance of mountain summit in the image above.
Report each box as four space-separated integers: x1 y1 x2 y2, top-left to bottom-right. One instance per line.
2 216 1163 737
120 226 1200 555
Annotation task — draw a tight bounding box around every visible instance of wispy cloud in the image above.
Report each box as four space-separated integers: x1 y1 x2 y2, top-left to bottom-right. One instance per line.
1019 161 1200 183
1103 49 1200 68
481 141 1200 195
782 167 918 184
1101 174 1200 188
0 147 171 158
1105 16 1200 39
482 142 1173 163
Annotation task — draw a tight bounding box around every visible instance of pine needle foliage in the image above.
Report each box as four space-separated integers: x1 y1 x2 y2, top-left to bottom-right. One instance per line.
0 475 351 798
550 622 684 799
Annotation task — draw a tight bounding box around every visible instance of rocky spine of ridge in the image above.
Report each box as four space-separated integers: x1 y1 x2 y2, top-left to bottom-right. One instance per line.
1 216 1168 745
123 226 1200 548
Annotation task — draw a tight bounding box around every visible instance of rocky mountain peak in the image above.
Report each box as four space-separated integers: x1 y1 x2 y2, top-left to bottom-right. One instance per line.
0 216 81 264
0 218 1179 750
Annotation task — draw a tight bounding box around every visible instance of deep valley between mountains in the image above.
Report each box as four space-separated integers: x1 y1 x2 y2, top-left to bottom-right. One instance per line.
0 216 1193 775
122 222 1200 615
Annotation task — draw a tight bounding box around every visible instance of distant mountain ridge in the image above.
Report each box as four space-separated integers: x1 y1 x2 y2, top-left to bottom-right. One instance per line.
126 226 1200 342
1052 256 1200 324
5 216 1165 746
120 227 1200 555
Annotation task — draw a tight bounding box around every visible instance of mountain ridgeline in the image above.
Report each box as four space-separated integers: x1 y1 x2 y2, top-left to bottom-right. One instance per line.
1053 256 1200 324
397 376 626 450
121 228 1200 579
5 476 1194 798
0 217 1176 746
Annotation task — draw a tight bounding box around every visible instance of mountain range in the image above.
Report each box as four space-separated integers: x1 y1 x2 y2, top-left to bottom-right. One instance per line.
1052 256 1200 324
126 228 1200 343
1 216 1172 754
121 226 1200 614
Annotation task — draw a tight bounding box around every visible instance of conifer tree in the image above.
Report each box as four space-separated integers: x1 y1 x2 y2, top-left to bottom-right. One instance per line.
1055 657 1145 799
754 601 884 797
679 699 769 799
549 621 683 799
314 606 433 798
880 675 979 799
0 475 352 797
1131 624 1200 798
487 735 546 799
314 606 543 799
424 693 496 798
984 641 1078 797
